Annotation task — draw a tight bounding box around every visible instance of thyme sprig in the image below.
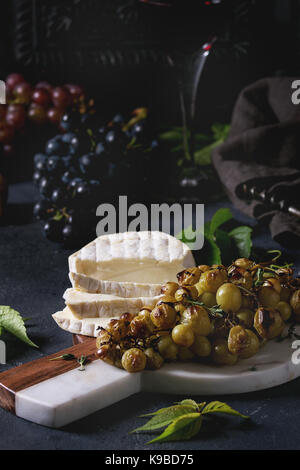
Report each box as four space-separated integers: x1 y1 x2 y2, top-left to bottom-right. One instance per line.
49 353 76 361
77 355 88 371
49 353 89 371
184 297 225 318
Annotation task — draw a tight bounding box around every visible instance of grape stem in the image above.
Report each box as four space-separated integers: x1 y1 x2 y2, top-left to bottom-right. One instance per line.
236 285 260 307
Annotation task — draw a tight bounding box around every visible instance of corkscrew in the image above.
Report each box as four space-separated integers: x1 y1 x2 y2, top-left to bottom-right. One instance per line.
241 182 300 220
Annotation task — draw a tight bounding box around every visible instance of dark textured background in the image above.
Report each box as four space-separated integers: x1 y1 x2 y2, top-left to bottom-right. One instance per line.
0 183 300 450
1 0 300 451
1 1 300 129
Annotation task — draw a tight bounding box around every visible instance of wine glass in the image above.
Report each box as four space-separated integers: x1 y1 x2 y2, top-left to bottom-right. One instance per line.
139 0 224 200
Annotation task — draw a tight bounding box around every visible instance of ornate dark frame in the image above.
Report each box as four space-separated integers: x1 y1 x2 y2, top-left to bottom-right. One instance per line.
11 0 169 69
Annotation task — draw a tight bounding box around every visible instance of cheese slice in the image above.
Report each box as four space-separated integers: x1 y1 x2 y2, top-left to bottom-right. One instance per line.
63 288 160 319
68 231 195 284
52 307 115 337
69 272 162 297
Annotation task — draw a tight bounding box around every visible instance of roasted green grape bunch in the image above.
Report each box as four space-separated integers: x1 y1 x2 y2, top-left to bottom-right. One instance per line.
96 257 300 373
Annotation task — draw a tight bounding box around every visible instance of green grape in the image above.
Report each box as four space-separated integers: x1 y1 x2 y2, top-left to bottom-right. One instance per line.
172 324 195 347
216 283 242 313
191 335 211 357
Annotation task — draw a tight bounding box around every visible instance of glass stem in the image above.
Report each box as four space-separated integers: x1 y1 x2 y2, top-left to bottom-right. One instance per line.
168 38 216 168
167 54 191 163
186 37 217 166
178 79 191 163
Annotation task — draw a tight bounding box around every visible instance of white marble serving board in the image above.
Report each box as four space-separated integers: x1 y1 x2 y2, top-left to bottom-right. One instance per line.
10 324 300 428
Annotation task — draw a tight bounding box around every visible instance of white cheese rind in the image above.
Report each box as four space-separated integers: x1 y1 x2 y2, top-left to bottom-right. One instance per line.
69 272 162 297
63 288 160 319
68 231 195 283
52 308 115 337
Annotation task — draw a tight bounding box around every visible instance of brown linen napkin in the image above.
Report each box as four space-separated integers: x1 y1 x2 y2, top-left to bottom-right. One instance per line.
212 77 300 246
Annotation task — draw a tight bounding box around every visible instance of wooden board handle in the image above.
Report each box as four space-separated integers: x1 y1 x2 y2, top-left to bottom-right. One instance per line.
0 338 96 413
0 337 140 428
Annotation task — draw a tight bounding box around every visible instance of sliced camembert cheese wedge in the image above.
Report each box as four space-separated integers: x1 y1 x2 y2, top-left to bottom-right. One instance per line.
68 231 195 284
63 288 161 319
52 307 114 337
69 272 162 297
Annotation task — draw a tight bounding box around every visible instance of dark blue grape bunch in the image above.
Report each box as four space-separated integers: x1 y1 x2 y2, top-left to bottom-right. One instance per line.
32 108 161 245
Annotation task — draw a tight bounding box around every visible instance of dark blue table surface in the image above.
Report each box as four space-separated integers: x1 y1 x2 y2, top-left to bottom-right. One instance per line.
1 183 300 450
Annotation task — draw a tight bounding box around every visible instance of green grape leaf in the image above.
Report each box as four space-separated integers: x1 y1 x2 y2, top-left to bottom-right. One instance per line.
133 405 197 432
197 402 207 411
158 129 184 143
132 399 250 444
171 144 184 154
194 133 211 142
177 207 253 267
203 221 222 265
176 225 203 249
202 401 248 419
209 208 233 237
147 413 202 444
176 399 199 409
229 226 253 258
0 306 38 348
194 124 230 166
194 140 221 166
211 123 231 141
203 236 222 265
214 229 233 265
176 400 207 412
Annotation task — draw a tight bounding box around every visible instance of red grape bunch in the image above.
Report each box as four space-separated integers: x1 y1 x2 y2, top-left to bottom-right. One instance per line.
0 73 85 157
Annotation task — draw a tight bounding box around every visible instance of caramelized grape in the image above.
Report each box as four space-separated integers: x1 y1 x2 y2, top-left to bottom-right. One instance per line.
175 285 198 302
181 305 211 336
161 281 179 297
290 290 300 316
121 348 146 372
276 301 292 321
144 348 164 370
197 268 227 294
234 258 254 270
258 286 280 309
254 307 284 339
228 326 259 358
176 267 201 286
150 303 176 329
